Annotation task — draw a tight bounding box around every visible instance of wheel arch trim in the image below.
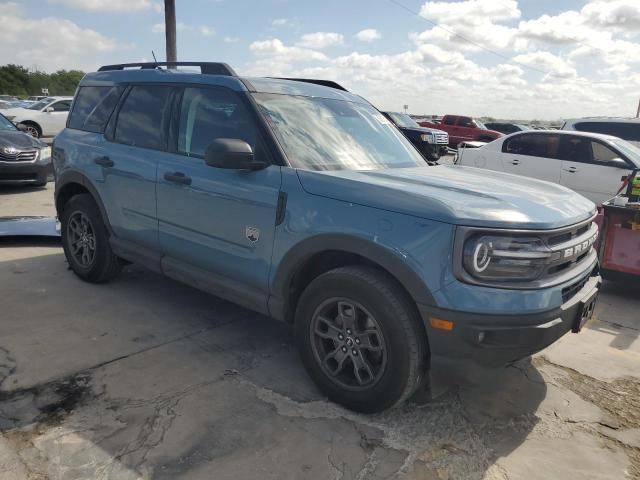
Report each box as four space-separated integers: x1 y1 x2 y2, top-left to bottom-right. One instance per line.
268 234 435 321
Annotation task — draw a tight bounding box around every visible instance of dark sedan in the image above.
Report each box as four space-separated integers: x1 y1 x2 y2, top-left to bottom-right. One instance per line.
382 111 449 161
0 113 50 186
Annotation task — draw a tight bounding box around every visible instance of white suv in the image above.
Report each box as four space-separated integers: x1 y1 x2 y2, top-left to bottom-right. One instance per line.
562 118 640 148
3 96 73 138
456 130 640 205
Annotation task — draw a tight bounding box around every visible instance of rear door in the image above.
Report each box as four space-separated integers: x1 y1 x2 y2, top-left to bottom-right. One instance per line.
97 84 175 251
500 132 562 183
558 135 633 204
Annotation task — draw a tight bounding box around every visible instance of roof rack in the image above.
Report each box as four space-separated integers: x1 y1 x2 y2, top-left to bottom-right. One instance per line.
97 62 237 76
271 78 349 92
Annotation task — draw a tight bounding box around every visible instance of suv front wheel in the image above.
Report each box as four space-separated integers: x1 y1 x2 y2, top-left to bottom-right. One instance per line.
61 193 122 283
295 266 428 413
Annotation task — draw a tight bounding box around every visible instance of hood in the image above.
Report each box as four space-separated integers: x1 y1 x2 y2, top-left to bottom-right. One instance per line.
0 130 45 149
1 107 29 116
297 165 596 229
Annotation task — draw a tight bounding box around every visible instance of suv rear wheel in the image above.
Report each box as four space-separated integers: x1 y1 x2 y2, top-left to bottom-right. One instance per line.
61 194 122 283
295 266 427 413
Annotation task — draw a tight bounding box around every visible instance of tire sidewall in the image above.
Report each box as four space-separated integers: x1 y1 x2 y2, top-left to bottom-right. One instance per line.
61 195 112 282
295 270 421 412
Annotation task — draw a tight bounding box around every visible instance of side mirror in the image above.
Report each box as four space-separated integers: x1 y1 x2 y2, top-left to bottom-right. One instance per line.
44 107 54 113
16 123 27 132
204 139 267 170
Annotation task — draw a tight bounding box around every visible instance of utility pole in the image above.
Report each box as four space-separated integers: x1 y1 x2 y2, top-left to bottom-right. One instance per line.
164 0 177 62
636 97 640 118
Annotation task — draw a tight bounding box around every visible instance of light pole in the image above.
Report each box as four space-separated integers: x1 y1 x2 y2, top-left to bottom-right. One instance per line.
164 0 177 62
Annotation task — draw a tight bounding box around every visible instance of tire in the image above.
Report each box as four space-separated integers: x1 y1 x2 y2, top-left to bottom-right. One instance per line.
20 122 41 138
61 193 122 283
295 266 428 413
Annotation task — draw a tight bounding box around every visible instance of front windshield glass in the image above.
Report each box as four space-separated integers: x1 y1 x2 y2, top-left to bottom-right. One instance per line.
610 139 640 168
389 112 420 129
27 98 54 110
475 120 487 129
254 94 425 171
0 114 17 130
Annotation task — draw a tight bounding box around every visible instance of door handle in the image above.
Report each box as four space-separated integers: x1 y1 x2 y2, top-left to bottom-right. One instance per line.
563 167 577 173
164 171 192 185
511 159 520 165
94 156 114 167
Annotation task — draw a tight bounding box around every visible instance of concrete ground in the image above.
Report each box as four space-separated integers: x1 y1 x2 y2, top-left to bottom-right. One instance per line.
0 176 639 480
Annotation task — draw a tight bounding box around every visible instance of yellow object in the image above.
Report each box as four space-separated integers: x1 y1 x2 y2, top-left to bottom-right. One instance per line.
632 175 640 196
430 318 454 331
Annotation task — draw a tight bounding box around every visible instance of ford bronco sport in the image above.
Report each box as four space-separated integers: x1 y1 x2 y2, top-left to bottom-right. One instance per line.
53 62 601 413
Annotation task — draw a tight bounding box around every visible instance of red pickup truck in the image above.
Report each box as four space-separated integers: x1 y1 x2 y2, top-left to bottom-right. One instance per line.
419 115 503 147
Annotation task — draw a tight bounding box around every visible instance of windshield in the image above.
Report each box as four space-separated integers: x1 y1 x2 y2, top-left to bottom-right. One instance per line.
254 94 425 171
609 139 640 168
0 114 17 131
27 98 54 110
475 120 487 129
388 112 420 129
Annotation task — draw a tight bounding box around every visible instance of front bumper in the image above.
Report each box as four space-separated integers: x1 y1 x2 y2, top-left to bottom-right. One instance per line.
419 270 601 382
0 161 50 184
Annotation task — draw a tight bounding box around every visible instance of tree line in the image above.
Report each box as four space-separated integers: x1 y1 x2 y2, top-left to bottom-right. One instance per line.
0 65 85 97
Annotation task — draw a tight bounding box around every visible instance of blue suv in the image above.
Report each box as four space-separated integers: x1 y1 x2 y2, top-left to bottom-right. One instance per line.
53 62 601 413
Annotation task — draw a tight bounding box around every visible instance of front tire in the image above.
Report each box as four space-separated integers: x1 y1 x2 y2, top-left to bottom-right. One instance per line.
295 266 428 413
20 122 41 138
61 194 122 283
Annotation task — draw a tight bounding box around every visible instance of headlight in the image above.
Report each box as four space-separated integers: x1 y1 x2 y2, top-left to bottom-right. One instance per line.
462 235 553 282
420 133 435 143
38 146 51 163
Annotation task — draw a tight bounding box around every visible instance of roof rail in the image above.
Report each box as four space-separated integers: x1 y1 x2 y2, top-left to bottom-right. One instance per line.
97 62 237 76
271 78 349 92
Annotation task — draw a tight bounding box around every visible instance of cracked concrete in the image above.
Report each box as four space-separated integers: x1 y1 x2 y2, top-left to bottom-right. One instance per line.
1 237 639 478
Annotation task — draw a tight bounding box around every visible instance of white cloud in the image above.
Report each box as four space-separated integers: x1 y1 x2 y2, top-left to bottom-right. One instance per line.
49 0 152 11
151 23 215 36
583 0 640 31
0 7 123 71
272 18 292 27
512 51 576 78
223 36 240 44
296 32 344 49
250 38 328 62
355 29 381 42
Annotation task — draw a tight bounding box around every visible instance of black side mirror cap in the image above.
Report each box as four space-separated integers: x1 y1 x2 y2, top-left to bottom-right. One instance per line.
204 138 267 170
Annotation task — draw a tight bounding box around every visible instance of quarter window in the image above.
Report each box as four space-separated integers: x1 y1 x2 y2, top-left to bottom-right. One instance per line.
114 85 172 151
177 87 260 159
68 86 124 133
591 141 619 163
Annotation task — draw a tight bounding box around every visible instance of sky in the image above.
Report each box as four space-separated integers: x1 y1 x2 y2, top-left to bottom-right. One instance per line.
1 0 639 120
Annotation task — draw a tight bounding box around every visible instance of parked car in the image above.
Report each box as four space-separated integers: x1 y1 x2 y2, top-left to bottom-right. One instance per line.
3 96 73 138
382 111 449 161
54 62 600 413
0 95 19 102
419 115 503 147
456 130 639 205
27 95 48 101
0 100 12 109
484 122 530 135
0 112 51 186
562 118 640 148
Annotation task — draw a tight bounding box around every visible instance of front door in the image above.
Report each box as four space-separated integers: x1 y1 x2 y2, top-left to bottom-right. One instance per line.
559 135 633 205
41 99 72 136
156 85 282 312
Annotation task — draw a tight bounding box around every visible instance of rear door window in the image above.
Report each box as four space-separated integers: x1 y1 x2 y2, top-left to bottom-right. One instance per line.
68 86 124 133
503 133 560 158
51 100 71 112
114 85 172 151
558 136 593 162
574 121 640 142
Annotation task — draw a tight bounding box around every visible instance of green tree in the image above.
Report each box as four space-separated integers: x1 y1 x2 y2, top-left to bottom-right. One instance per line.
0 65 85 97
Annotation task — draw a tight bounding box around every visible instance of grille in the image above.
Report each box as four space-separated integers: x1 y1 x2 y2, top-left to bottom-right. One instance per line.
0 149 38 162
434 133 449 144
562 271 591 302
